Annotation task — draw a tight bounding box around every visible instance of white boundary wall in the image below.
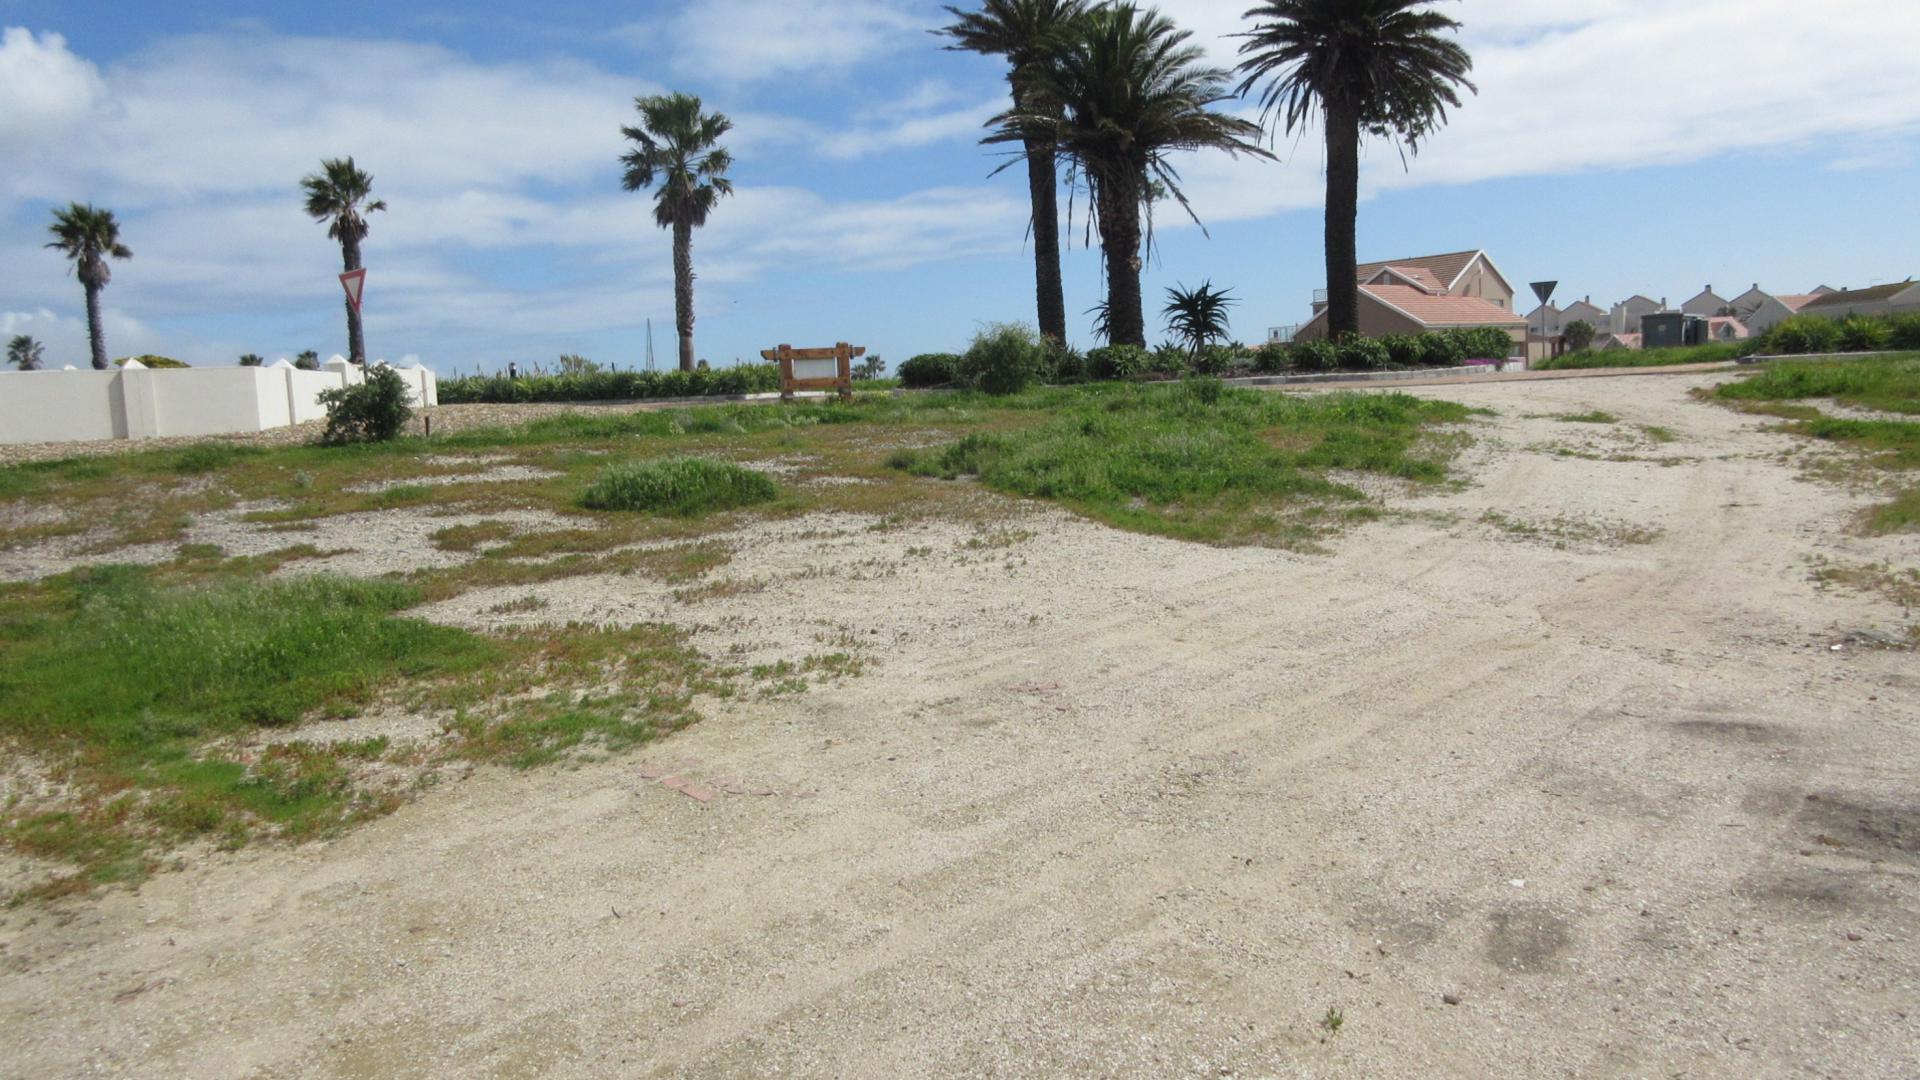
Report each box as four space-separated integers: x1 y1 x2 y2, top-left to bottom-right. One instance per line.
0 357 437 445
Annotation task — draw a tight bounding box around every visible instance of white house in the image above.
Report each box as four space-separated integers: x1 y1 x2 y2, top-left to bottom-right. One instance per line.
1608 295 1666 334
1740 291 1825 333
1681 286 1732 317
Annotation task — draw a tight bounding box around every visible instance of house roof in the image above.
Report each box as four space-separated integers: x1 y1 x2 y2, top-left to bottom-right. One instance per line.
1706 317 1751 339
1360 284 1528 328
1595 333 1642 349
1354 249 1485 291
1801 280 1918 309
1774 294 1820 312
1614 295 1661 309
1562 299 1605 315
1367 265 1447 293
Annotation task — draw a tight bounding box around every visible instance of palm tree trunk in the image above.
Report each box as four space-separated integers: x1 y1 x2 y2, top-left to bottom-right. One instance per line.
84 281 108 369
673 219 695 372
1323 98 1362 340
341 234 366 365
1023 135 1067 343
1096 175 1146 348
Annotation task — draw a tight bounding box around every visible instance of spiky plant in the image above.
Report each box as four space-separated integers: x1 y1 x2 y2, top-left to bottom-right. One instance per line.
1163 281 1237 358
301 157 386 364
8 334 47 371
1234 0 1475 338
45 203 132 370
621 93 734 373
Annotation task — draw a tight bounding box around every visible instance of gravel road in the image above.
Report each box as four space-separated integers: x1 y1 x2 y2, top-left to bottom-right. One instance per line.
1 371 1915 1078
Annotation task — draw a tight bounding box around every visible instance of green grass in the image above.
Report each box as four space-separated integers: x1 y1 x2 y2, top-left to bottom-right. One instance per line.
1714 353 1920 415
887 379 1469 545
581 457 779 515
1534 343 1749 370
1713 355 1920 532
1553 411 1619 424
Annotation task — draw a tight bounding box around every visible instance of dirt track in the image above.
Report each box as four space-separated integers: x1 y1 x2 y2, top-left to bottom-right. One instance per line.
3 371 1917 1078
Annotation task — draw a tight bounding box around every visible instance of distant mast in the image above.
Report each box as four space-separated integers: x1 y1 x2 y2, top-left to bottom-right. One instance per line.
646 318 656 372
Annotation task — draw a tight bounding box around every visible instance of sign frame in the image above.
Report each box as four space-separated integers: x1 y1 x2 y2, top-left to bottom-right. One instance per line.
339 269 367 313
760 342 863 402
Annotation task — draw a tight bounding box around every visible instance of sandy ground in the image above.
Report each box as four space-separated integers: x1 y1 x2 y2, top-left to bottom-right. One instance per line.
3 371 1918 1078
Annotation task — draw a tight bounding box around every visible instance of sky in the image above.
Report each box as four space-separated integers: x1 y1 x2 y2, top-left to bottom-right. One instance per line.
2 0 1918 374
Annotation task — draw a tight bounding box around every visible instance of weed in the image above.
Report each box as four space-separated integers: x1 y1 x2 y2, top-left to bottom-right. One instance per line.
581 457 778 516
1322 1007 1345 1034
1553 411 1619 424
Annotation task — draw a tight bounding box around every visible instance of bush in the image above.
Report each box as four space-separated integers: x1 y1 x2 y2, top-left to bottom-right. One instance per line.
1249 343 1291 373
1289 338 1340 372
238 353 264 367
1838 316 1892 353
580 457 777 515
1335 337 1391 371
1147 343 1189 377
958 323 1045 396
1453 327 1516 360
437 363 783 404
1765 314 1841 355
1889 313 1920 351
295 351 321 371
117 355 189 369
1087 344 1151 380
1045 340 1089 384
1378 334 1422 368
1416 332 1467 367
1186 343 1244 376
318 365 412 445
896 353 960 388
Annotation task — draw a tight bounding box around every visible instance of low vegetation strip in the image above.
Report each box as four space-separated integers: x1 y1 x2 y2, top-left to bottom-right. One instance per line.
437 363 784 405
1533 343 1749 370
581 457 778 515
1713 353 1920 532
889 380 1470 545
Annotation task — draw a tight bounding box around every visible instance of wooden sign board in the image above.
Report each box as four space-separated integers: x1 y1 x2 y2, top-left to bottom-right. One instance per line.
760 343 864 401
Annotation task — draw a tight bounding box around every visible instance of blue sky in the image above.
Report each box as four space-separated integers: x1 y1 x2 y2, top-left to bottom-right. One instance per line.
3 0 1917 373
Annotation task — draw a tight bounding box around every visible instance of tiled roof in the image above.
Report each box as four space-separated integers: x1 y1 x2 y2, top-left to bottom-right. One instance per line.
1706 317 1751 339
1354 250 1482 290
1801 281 1917 309
1362 284 1527 328
1775 294 1819 312
1368 265 1446 292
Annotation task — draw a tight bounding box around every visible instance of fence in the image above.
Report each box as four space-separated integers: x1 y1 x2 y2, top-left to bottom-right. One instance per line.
0 357 437 445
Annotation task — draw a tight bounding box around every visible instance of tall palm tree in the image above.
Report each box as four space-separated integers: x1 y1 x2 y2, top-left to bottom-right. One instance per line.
7 334 46 371
1234 0 1475 339
301 157 386 365
997 5 1269 348
621 93 733 373
45 203 131 370
937 0 1088 344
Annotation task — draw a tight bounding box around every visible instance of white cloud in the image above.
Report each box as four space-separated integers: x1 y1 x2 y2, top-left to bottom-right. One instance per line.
1 306 160 367
0 29 104 141
636 0 922 83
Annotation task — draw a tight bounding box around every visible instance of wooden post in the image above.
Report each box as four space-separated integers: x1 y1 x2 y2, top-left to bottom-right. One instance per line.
835 342 853 401
777 344 794 402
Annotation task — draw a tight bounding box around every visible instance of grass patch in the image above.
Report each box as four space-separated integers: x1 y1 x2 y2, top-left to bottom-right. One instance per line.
1714 356 1920 533
1553 411 1619 424
581 457 778 516
1639 425 1677 443
1534 343 1749 370
887 380 1468 545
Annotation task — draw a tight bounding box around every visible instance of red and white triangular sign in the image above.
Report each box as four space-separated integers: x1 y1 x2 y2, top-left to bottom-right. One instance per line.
339 269 367 313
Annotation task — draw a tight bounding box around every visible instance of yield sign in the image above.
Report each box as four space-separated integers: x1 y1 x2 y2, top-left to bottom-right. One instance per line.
1530 280 1557 305
339 269 367 313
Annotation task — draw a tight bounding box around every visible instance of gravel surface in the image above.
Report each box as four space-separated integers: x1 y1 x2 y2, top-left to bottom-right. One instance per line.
2 372 1917 1078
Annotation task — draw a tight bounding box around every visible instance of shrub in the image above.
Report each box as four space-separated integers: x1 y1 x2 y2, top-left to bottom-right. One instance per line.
958 323 1044 396
317 365 412 445
117 355 189 369
1378 334 1422 368
1087 344 1151 380
1889 313 1920 351
1765 314 1841 355
295 350 321 371
1335 337 1391 371
897 352 961 388
580 457 777 515
238 353 264 367
1563 319 1597 353
437 364 783 404
1186 343 1242 376
1838 316 1892 353
1045 339 1089 384
1250 342 1291 373
1289 338 1340 372
1453 327 1516 360
1416 332 1467 367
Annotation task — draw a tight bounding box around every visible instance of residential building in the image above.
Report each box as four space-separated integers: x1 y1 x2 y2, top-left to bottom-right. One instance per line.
1706 316 1751 342
1592 332 1642 351
1523 296 1605 338
1734 284 1830 333
1797 280 1920 320
1293 249 1527 353
1681 286 1733 317
1608 295 1666 334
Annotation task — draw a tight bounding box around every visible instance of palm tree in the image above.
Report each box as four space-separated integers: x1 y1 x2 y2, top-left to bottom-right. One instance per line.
1163 281 1237 358
621 93 733 373
997 5 1269 348
1234 0 1475 339
45 203 132 370
937 0 1088 344
7 334 46 371
301 157 386 365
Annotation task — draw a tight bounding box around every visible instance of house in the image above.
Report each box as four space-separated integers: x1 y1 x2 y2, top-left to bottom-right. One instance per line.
1740 290 1824 333
1706 317 1751 342
1608 295 1667 334
1523 296 1606 338
1681 286 1733 317
1294 249 1528 354
1592 332 1642 351
1797 280 1920 320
